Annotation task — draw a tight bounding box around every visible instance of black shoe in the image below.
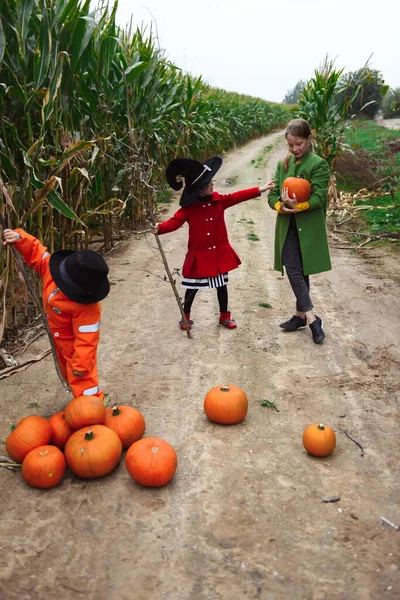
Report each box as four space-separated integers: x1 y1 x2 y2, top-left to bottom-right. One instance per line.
309 316 325 344
280 315 307 331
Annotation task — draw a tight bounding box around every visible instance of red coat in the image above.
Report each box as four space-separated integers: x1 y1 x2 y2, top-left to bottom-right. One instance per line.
157 188 261 278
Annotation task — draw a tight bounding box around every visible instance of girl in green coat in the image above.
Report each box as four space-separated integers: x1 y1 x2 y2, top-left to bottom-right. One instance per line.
268 119 331 344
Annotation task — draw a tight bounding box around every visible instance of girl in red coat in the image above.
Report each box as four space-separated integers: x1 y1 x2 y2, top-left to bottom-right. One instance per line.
152 157 274 330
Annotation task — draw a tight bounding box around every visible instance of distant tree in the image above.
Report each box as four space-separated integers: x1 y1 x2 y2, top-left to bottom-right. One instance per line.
336 68 389 119
282 80 307 104
382 88 400 118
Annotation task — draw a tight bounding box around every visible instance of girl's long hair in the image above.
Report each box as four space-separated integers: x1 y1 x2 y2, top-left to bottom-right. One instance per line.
283 119 314 170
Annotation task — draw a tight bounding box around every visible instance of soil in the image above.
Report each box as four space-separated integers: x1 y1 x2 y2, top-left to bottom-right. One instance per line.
1 131 399 600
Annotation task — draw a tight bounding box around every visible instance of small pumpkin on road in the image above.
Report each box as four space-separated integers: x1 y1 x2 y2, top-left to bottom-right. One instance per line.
49 411 74 449
6 416 53 463
22 445 66 489
125 437 177 487
303 423 336 457
65 425 122 478
104 405 145 448
64 395 106 430
204 385 248 424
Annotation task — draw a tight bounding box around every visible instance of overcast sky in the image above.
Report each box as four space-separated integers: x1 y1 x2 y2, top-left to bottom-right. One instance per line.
115 0 399 104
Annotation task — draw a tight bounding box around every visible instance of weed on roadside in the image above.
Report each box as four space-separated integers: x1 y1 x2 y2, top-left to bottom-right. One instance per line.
260 399 279 412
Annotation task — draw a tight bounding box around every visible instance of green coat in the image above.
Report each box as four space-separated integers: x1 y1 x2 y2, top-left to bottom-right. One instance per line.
268 152 332 276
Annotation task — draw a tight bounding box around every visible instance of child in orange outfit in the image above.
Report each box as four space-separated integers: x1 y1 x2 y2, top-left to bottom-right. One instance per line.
2 228 110 399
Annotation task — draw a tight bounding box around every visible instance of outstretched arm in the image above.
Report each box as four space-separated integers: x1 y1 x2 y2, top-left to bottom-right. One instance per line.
2 228 49 275
153 207 187 235
259 180 275 193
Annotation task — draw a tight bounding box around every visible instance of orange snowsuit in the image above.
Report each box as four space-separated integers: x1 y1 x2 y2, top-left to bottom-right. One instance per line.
14 229 104 399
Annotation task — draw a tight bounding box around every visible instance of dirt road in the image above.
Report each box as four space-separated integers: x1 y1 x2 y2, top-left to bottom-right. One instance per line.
1 131 399 600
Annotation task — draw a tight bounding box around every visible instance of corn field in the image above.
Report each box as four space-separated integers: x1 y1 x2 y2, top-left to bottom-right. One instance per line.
296 57 383 206
0 0 289 341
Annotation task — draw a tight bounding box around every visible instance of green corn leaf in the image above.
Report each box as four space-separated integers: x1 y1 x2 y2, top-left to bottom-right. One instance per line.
99 36 119 79
80 14 97 54
70 11 97 70
17 0 34 62
50 140 95 177
42 51 68 124
23 176 83 225
0 18 5 65
124 61 147 84
79 80 98 113
0 152 18 180
46 189 85 224
34 0 51 90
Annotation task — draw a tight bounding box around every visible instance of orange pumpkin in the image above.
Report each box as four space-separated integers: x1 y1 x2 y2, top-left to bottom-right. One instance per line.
22 445 66 489
48 411 74 449
204 385 248 424
125 437 177 487
104 405 145 449
282 177 311 203
64 395 106 430
6 416 53 463
64 425 122 478
303 424 336 457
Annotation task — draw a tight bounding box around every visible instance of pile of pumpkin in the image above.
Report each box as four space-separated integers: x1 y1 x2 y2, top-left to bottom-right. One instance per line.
6 395 177 489
5 384 336 490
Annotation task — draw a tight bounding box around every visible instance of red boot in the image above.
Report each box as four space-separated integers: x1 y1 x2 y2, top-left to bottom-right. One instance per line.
219 311 237 329
179 313 193 330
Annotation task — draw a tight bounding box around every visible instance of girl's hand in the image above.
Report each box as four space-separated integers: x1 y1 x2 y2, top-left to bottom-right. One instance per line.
259 180 275 193
279 203 299 215
281 187 298 209
151 224 159 234
2 229 21 245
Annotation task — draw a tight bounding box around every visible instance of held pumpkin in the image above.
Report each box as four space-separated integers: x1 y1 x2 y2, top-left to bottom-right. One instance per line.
125 437 177 487
64 425 122 479
48 411 74 449
282 177 311 203
22 445 66 489
303 424 336 457
64 395 106 430
6 416 53 463
104 405 146 449
204 385 248 425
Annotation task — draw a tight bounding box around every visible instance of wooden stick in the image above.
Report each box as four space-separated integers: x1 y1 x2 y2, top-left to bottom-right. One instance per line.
380 517 400 531
153 234 192 339
146 190 192 339
343 430 365 456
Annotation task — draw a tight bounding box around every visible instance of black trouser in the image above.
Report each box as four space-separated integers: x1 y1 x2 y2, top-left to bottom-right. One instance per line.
282 218 313 313
183 285 228 314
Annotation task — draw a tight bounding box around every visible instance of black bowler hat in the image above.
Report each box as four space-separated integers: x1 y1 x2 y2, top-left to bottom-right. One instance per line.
166 156 222 207
49 249 110 304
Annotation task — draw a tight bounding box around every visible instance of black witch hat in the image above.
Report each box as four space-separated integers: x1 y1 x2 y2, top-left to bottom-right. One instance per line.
49 249 110 304
166 157 222 207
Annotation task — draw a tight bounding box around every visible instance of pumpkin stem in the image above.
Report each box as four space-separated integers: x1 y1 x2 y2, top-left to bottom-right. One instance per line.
112 405 121 416
220 386 230 392
84 430 95 441
318 424 325 430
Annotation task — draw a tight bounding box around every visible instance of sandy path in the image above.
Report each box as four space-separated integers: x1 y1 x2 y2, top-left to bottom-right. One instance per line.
0 131 399 600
